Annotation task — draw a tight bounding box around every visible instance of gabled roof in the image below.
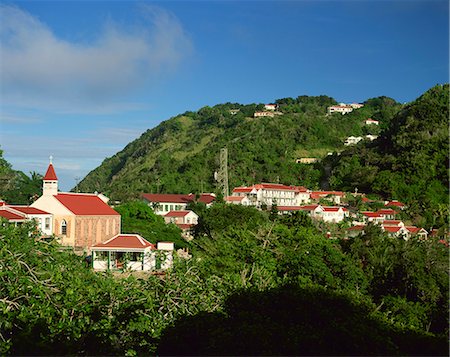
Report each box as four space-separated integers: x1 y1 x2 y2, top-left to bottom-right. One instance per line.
142 193 215 204
376 209 397 215
9 206 50 215
383 226 403 233
405 226 427 234
254 183 298 191
165 210 194 217
92 234 155 250
55 193 119 216
362 211 383 218
0 209 26 222
43 163 58 181
383 220 403 226
298 204 322 211
385 200 406 208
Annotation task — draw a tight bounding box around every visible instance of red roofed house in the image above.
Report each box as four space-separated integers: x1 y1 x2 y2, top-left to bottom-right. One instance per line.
31 161 121 251
310 191 345 205
0 200 53 235
231 183 311 208
361 211 385 224
385 200 406 210
225 195 252 206
376 209 397 220
164 210 199 226
321 206 349 223
91 234 174 271
142 193 215 216
365 118 379 125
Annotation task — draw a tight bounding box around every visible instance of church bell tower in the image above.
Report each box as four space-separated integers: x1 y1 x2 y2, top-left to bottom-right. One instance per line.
43 156 58 196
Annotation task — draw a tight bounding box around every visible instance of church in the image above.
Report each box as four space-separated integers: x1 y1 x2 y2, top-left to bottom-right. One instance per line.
31 160 121 252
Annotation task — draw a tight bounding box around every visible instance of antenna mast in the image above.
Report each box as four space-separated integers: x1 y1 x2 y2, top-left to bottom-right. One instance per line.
215 147 229 198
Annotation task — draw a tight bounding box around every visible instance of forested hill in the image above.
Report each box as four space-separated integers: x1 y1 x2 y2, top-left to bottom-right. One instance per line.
78 95 401 201
326 84 449 227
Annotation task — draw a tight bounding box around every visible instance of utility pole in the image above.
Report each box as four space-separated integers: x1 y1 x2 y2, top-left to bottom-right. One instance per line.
215 147 229 198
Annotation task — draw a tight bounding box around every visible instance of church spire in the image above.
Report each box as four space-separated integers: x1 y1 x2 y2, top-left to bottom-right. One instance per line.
43 157 58 196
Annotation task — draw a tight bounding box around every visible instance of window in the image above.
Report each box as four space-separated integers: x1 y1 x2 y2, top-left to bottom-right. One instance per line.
61 220 67 235
45 217 50 230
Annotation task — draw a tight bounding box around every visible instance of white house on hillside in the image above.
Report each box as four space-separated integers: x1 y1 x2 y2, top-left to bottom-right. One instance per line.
142 193 215 215
231 183 311 208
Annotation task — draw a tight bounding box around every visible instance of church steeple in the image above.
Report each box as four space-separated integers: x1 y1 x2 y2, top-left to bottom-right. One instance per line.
43 156 58 196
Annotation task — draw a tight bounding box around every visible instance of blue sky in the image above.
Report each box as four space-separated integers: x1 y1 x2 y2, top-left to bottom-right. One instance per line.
1 0 448 191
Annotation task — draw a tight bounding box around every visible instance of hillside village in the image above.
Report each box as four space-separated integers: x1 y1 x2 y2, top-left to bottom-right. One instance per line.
1 158 445 273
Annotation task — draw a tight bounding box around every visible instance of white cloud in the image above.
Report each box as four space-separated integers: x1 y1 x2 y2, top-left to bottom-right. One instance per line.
0 4 193 113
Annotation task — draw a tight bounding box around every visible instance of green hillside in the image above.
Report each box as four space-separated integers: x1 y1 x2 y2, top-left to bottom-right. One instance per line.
78 95 401 201
326 84 449 228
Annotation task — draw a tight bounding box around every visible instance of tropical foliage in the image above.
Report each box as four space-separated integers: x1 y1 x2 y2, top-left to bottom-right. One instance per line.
1 203 447 355
326 84 449 229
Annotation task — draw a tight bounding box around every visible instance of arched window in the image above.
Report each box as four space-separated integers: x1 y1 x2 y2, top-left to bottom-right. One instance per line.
61 220 67 235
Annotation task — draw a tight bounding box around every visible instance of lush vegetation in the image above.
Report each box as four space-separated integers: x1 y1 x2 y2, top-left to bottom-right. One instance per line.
1 203 448 355
77 95 400 201
115 201 189 249
326 84 449 229
0 148 42 204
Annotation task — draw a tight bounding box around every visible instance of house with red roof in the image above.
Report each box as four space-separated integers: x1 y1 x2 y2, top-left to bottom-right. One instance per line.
385 200 406 210
230 183 311 208
0 200 53 235
361 211 385 224
142 193 215 215
91 234 174 271
31 161 120 251
365 118 379 125
310 191 345 205
277 204 324 219
321 206 349 223
164 210 198 226
225 195 251 206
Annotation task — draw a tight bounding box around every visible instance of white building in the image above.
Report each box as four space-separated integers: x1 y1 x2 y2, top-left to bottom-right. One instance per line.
231 183 311 208
142 193 215 215
91 234 174 271
0 202 53 236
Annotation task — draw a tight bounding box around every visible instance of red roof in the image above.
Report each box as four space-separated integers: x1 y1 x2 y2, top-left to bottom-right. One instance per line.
299 204 321 211
142 193 215 204
0 210 26 221
405 226 427 234
322 206 347 212
9 206 50 215
311 191 344 200
376 209 397 215
232 187 254 193
383 226 402 233
362 211 383 218
385 200 406 208
165 210 192 217
55 193 119 216
255 183 298 191
92 234 155 250
43 163 58 181
383 220 403 226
